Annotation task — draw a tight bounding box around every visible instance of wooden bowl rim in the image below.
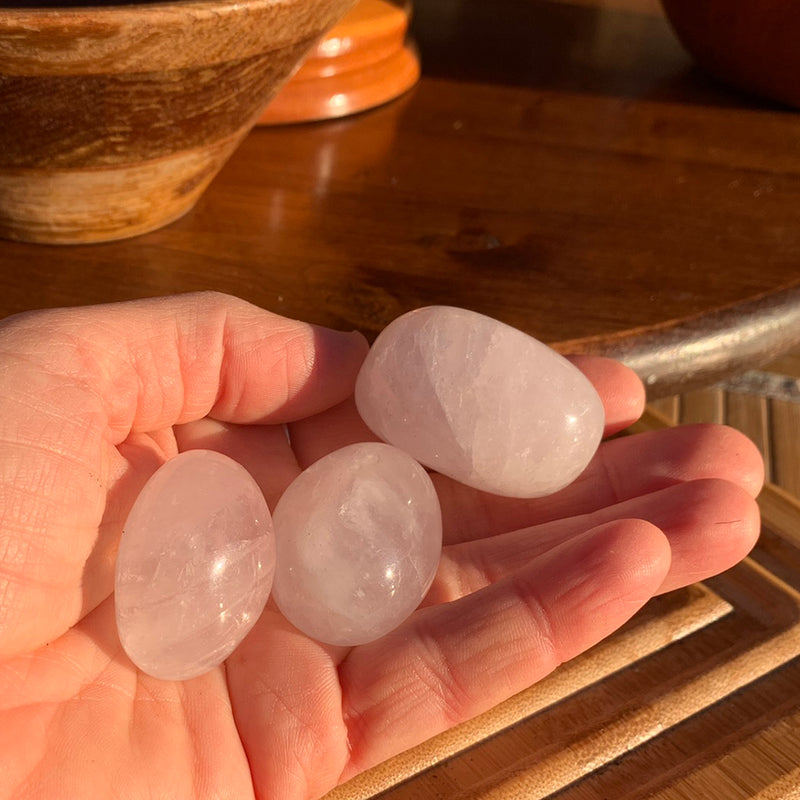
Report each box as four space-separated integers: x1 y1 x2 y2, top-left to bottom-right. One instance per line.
0 0 355 74
0 0 312 23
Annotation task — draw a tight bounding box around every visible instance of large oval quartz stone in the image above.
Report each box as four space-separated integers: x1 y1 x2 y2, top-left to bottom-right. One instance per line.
272 442 442 646
355 306 605 498
115 450 275 681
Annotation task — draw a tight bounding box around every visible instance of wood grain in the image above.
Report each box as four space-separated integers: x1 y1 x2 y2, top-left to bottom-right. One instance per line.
726 392 772 483
768 404 800 498
3 0 800 388
742 354 800 500
680 388 724 424
0 0 355 242
0 0 353 75
647 397 680 425
0 48 315 168
0 135 243 243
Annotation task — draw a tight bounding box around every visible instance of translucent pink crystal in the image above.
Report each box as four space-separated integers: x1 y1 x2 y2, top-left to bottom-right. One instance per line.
272 442 442 646
115 450 275 681
355 306 605 498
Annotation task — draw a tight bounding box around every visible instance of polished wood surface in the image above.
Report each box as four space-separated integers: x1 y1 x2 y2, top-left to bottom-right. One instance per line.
2 0 800 390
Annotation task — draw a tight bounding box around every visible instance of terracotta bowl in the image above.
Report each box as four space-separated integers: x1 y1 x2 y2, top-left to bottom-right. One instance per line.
0 0 354 243
660 0 800 108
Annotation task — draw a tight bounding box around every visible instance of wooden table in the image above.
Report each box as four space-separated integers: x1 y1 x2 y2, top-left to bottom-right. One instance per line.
3 0 800 397
4 1 800 797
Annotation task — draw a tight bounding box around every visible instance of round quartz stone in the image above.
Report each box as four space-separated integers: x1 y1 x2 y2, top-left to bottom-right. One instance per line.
272 442 442 647
355 306 605 498
115 450 275 681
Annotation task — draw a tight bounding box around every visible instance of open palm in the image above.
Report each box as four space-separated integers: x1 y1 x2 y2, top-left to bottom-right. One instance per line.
0 293 763 800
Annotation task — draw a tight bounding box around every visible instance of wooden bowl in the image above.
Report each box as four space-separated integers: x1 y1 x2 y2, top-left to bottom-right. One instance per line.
660 0 800 107
0 0 355 244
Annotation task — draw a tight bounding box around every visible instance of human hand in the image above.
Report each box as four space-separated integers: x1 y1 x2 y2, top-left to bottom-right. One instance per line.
0 293 763 799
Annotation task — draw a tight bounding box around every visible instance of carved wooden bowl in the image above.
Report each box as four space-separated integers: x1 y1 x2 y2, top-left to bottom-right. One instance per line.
660 0 800 108
0 0 354 243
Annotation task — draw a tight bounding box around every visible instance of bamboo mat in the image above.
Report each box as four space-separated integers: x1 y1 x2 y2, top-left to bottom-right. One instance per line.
649 349 800 494
329 352 800 800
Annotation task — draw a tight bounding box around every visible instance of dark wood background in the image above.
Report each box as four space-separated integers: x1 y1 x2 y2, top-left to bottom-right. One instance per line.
2 0 799 355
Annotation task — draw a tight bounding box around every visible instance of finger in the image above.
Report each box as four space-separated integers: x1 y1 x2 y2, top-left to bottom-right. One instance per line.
0 293 366 659
226 607 350 800
338 518 670 778
435 423 765 544
288 397 380 469
564 354 644 436
288 355 645 469
428 478 760 606
173 418 300 510
3 291 369 440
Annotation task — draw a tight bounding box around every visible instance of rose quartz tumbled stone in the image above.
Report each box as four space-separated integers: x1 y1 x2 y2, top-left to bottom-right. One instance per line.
272 442 442 646
115 450 275 681
355 306 605 498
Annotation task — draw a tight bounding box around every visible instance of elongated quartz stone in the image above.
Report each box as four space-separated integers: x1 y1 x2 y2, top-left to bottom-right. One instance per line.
272 442 442 646
354 306 605 498
115 450 275 681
